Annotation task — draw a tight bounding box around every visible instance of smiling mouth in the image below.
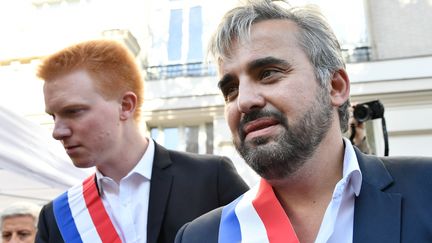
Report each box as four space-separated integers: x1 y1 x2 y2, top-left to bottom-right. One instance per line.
242 117 280 140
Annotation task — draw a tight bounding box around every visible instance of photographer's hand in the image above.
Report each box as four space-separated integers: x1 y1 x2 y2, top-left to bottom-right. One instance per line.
349 103 371 154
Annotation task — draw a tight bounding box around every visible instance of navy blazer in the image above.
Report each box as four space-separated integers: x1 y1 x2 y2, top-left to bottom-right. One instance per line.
175 148 432 243
36 142 249 243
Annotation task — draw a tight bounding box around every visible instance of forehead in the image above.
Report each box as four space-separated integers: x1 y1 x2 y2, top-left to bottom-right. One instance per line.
43 69 101 101
43 69 96 91
219 19 306 72
43 69 103 113
2 215 35 229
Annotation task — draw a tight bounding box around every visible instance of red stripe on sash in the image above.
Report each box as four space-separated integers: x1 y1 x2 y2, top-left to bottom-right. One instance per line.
82 175 122 243
252 179 299 243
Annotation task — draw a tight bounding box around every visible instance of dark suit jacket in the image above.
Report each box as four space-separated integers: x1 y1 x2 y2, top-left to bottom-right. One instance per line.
175 148 432 243
36 142 249 243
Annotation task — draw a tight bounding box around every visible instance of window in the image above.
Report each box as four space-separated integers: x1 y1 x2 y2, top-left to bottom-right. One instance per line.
148 0 204 66
167 9 183 61
150 122 214 154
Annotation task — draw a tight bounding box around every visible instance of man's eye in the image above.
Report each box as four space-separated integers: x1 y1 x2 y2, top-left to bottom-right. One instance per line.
66 108 83 116
260 70 278 79
68 109 80 114
2 233 11 240
222 86 238 102
18 231 32 238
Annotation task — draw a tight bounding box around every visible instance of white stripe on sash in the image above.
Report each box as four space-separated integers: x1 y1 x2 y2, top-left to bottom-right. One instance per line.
67 184 103 243
235 184 269 243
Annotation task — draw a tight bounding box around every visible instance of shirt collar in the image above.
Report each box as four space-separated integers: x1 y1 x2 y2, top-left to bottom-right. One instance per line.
342 137 363 196
95 138 155 192
132 138 155 180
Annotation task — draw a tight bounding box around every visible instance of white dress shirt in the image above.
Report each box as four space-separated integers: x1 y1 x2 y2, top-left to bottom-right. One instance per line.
314 138 363 243
95 139 155 243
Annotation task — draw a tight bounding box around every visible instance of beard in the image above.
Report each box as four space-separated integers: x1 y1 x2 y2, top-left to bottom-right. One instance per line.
234 89 333 180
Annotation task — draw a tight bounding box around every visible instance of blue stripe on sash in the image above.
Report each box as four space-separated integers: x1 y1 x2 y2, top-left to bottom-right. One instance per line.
53 192 83 243
218 195 243 243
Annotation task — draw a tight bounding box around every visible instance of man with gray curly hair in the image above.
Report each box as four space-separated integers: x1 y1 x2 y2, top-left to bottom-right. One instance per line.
1 202 41 243
175 0 432 242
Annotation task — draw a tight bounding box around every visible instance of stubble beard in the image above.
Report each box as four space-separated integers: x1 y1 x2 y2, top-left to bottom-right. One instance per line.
234 89 333 181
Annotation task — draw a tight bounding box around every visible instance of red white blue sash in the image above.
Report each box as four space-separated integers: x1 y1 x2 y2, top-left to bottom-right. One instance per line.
53 174 122 243
218 179 299 243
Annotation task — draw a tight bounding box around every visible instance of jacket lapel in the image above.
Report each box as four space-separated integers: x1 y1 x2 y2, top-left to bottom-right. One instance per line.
147 142 174 243
353 149 401 243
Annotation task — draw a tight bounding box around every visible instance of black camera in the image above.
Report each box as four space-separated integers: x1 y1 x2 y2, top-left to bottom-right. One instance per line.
353 100 384 123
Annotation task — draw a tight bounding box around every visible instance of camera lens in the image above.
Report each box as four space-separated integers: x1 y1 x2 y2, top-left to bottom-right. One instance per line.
353 104 371 123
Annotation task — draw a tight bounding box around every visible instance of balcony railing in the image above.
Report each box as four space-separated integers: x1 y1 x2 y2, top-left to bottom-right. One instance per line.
145 62 217 81
145 46 371 81
342 46 371 63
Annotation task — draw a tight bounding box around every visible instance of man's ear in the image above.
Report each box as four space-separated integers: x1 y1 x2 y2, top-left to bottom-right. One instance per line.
119 91 137 121
330 69 350 106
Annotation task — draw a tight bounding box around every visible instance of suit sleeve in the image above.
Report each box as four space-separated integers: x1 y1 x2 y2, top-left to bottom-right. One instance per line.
35 203 64 243
35 204 50 243
174 207 223 243
217 156 249 206
174 223 187 243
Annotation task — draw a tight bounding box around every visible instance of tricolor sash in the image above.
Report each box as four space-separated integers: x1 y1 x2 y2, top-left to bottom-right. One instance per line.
219 179 299 243
53 174 122 243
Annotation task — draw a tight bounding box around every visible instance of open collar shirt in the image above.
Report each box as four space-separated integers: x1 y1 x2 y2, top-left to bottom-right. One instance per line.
314 138 363 243
95 138 155 243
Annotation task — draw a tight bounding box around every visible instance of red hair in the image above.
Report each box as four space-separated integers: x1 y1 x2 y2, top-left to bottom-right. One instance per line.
37 39 144 122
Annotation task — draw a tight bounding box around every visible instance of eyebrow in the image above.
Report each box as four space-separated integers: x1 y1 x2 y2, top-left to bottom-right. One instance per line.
218 56 292 89
247 56 291 72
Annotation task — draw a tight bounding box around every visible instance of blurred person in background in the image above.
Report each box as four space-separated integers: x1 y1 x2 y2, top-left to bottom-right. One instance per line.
1 202 41 243
347 103 371 154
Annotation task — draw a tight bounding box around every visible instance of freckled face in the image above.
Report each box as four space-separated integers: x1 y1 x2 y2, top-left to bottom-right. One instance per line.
1 216 36 243
43 69 123 168
219 20 333 179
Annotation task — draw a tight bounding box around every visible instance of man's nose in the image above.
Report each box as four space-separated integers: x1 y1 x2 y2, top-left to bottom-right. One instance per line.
236 79 265 114
52 119 72 140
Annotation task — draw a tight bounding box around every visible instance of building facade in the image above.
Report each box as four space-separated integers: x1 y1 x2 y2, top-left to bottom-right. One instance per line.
1 0 431 187
141 0 432 185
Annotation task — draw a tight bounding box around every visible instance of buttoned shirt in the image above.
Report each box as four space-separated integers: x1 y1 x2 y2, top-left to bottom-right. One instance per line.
314 138 363 243
95 139 155 243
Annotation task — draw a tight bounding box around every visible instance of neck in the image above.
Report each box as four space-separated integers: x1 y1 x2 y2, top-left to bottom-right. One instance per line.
97 125 149 183
268 124 345 243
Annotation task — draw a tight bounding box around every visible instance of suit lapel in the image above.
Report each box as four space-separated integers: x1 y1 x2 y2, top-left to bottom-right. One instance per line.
353 149 401 243
147 142 174 243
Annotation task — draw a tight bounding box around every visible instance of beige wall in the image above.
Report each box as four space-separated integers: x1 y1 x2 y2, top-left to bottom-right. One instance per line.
366 0 432 59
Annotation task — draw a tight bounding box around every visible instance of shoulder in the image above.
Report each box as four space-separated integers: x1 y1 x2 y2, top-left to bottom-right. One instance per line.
155 142 238 173
175 207 223 243
170 148 233 167
356 148 432 177
358 150 432 189
166 148 249 191
380 156 432 169
39 201 55 219
380 156 432 183
37 201 55 232
152 143 249 203
36 201 64 243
